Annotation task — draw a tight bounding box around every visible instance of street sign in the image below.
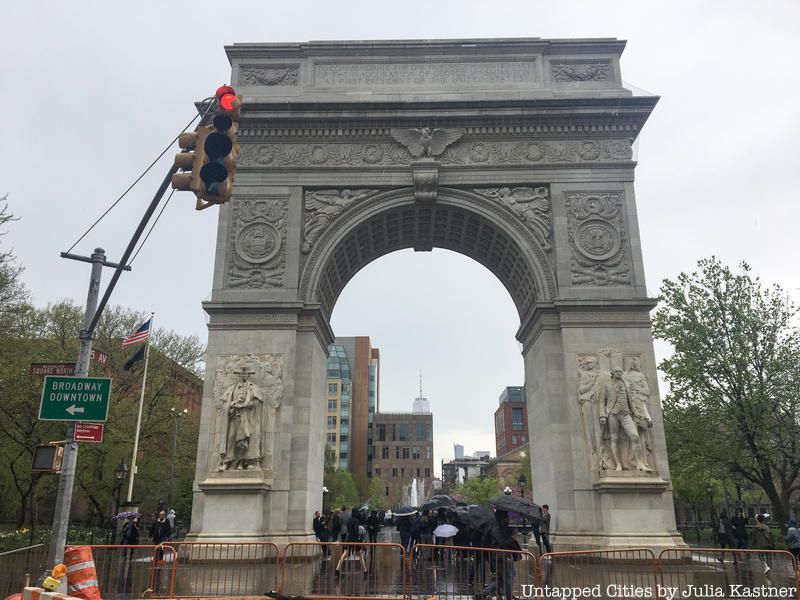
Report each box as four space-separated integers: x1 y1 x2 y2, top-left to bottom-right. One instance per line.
30 363 76 376
74 422 104 443
90 349 109 365
39 376 112 422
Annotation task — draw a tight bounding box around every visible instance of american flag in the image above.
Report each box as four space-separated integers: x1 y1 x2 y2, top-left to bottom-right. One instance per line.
121 318 151 349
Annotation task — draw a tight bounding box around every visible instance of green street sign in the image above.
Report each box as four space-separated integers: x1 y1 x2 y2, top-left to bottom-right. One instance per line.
39 376 112 422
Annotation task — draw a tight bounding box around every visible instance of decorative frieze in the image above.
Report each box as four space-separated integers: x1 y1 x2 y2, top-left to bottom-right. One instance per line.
565 192 631 286
240 66 299 86
472 186 551 250
226 197 287 289
237 138 633 169
314 61 537 87
551 62 611 82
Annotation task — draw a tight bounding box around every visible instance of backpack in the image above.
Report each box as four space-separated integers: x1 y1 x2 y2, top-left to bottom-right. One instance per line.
358 524 367 542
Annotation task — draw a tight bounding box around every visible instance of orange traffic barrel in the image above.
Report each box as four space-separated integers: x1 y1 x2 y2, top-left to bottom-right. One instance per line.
63 546 101 600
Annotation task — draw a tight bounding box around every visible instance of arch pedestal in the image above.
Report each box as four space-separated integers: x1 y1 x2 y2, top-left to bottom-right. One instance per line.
187 37 684 552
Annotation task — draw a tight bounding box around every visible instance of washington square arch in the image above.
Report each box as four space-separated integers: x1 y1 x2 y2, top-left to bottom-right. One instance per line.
188 37 685 551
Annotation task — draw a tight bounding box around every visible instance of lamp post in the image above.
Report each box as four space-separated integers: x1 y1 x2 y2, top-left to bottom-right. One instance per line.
111 463 129 544
322 486 329 514
730 464 745 511
518 473 528 535
168 407 188 511
706 483 715 524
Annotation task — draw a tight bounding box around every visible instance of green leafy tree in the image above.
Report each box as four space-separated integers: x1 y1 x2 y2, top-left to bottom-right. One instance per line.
324 468 358 509
454 476 500 505
654 258 800 526
365 477 387 510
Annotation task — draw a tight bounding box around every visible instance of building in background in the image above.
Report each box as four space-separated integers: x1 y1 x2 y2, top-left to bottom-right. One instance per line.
441 455 491 488
372 410 433 507
412 373 430 413
326 344 352 470
454 444 465 459
494 386 528 457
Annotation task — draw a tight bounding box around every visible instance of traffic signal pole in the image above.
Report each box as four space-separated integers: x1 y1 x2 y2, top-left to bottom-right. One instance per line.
46 249 129 571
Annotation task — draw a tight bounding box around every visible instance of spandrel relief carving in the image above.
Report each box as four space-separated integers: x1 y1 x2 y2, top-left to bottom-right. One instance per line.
302 189 380 253
577 349 657 474
212 354 283 473
226 198 287 289
473 186 551 250
566 192 631 286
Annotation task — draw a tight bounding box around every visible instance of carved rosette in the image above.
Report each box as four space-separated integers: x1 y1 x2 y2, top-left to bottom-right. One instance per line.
226 197 287 289
211 353 283 474
565 192 630 286
239 66 299 86
576 348 658 475
236 138 633 169
472 186 552 251
302 189 381 254
551 62 611 82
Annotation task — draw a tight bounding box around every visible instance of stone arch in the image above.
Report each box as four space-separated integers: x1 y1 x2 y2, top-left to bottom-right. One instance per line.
299 187 558 323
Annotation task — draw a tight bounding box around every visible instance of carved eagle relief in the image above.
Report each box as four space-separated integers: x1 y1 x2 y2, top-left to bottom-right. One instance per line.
390 127 465 158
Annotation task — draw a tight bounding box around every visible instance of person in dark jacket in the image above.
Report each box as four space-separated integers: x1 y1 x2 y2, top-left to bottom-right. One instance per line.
731 510 749 549
335 508 367 576
397 515 413 553
121 516 140 546
313 511 330 559
715 511 736 562
481 510 521 600
366 510 380 544
150 510 172 545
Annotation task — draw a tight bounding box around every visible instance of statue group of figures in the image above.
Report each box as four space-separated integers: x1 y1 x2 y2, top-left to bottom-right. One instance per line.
214 355 283 472
578 353 655 473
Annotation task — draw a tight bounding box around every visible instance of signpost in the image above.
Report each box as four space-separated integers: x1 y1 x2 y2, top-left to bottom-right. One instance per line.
39 376 111 422
74 423 104 443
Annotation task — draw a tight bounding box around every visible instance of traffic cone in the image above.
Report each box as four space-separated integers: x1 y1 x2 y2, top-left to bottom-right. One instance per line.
63 546 101 600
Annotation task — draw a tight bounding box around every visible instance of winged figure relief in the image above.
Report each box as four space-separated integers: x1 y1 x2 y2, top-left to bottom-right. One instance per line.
302 189 378 253
390 127 465 158
479 186 552 250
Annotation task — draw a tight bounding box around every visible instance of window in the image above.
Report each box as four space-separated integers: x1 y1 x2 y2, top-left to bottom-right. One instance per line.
425 468 431 477
369 374 375 382
402 447 410 460
398 424 409 441
377 424 386 441
375 467 381 477
392 468 398 478
392 424 397 441
327 416 337 428
327 433 337 444
401 467 405 477
416 468 420 477
328 383 338 395
328 399 337 411
426 447 431 459
412 446 420 460
512 435 518 444
512 407 524 431
396 446 400 459
522 435 527 442
495 412 505 434
382 447 389 459
385 486 389 497
416 424 429 441
342 383 349 393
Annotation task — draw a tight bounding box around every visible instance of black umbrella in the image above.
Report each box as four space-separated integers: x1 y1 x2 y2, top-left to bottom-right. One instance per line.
419 494 456 513
489 495 542 523
452 504 495 531
394 506 418 517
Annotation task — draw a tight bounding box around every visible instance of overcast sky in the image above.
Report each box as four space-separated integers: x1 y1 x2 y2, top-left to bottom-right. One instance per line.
2 1 798 479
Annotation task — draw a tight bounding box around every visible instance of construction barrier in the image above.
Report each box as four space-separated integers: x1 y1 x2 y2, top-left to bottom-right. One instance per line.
168 541 280 598
409 543 537 600
63 546 100 600
89 544 177 599
540 548 661 599
282 542 406 599
21 587 81 600
659 548 800 600
0 545 46 600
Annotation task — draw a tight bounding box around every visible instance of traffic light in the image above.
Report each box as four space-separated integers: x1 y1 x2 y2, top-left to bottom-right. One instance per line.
195 85 242 210
32 444 64 472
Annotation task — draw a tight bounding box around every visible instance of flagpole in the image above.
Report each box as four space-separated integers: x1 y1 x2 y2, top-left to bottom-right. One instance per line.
127 313 154 503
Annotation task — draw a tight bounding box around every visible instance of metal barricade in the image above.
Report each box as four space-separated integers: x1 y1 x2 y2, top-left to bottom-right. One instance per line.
540 548 660 599
90 544 177 599
168 541 280 598
408 543 537 600
0 544 47 599
282 541 406 599
659 548 800 600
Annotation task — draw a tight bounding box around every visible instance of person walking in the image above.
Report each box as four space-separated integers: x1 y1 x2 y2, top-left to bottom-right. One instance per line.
338 506 351 543
166 509 176 539
149 511 172 592
313 511 331 559
481 510 521 600
335 508 368 577
117 516 140 593
540 505 553 554
785 519 800 563
751 514 775 574
715 511 736 562
397 515 413 553
367 510 380 544
731 510 749 549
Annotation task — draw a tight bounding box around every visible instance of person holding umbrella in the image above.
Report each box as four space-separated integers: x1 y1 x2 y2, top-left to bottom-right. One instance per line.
481 510 521 600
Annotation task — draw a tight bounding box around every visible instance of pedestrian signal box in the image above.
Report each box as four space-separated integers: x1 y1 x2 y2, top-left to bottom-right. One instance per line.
32 444 64 472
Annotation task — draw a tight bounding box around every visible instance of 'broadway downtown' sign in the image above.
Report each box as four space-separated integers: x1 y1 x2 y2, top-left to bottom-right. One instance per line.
38 376 111 422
